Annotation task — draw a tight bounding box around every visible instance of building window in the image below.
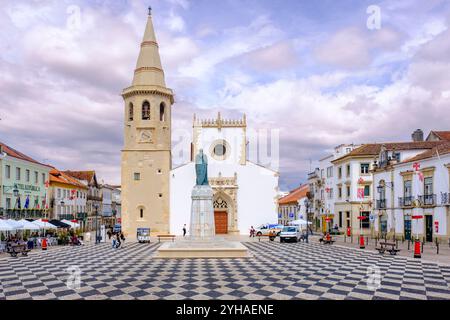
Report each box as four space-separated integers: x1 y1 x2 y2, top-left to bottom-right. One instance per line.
42 173 46 185
346 212 350 228
35 171 38 184
338 187 342 198
160 102 166 121
5 165 11 179
404 180 412 197
16 167 21 181
327 166 333 178
129 103 134 121
142 101 150 120
339 212 343 228
338 167 342 179
360 163 370 174
364 185 370 197
26 169 30 182
6 198 11 209
140 208 144 219
346 186 351 197
328 188 333 199
424 177 433 195
346 164 351 177
134 173 141 181
360 212 370 229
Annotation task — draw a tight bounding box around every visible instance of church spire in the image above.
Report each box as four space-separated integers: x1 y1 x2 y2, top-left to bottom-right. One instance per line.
131 7 166 87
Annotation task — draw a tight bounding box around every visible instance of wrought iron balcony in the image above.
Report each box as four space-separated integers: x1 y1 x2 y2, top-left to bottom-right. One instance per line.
441 192 450 206
418 194 436 206
399 196 414 207
2 209 46 219
376 199 386 209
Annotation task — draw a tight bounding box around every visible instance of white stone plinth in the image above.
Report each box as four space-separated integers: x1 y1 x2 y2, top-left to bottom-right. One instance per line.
154 239 250 258
190 185 215 239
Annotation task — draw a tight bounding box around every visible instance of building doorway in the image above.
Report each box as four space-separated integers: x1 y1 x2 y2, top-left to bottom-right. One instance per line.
214 211 228 234
404 217 411 241
425 215 433 242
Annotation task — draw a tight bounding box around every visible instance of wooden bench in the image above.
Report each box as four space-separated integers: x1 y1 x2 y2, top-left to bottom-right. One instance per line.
157 235 176 243
6 244 31 257
376 242 400 255
258 234 277 242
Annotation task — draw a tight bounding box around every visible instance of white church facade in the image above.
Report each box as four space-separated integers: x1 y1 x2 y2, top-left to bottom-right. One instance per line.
170 114 279 235
121 9 279 237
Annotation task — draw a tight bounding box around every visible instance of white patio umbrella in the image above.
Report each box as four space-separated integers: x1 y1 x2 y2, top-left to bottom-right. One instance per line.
0 219 15 231
17 219 40 231
6 219 24 229
31 219 58 229
61 220 80 229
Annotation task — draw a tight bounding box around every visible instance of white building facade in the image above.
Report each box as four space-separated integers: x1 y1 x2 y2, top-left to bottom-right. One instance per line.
373 143 450 241
170 113 279 235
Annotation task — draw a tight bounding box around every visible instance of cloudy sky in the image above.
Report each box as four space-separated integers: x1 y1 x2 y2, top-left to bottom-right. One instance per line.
0 0 449 191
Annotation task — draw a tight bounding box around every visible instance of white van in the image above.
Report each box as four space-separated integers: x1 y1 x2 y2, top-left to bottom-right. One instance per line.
280 226 301 243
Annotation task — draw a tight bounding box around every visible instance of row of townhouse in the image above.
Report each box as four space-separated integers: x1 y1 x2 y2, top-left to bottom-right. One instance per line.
0 140 121 231
308 130 450 242
277 184 310 226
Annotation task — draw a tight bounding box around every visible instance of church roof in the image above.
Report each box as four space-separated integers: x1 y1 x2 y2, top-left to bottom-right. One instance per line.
278 184 310 205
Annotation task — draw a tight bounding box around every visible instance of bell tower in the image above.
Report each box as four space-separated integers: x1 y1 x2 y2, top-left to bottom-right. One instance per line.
121 7 174 236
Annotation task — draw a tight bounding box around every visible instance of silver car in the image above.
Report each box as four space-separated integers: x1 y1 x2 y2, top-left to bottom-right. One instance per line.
280 226 301 243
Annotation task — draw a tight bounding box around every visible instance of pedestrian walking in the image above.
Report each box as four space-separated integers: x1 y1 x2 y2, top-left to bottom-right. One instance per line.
120 232 126 248
183 224 187 237
249 226 255 237
112 234 117 249
116 233 122 249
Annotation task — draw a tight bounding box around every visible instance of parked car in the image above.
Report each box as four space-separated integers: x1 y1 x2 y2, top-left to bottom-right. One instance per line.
280 226 302 243
137 228 151 243
255 224 283 236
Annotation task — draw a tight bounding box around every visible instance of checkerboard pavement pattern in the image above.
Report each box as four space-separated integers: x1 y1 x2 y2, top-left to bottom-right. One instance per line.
1 241 450 300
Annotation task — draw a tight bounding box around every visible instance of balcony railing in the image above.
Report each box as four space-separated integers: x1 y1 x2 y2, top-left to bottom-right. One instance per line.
418 194 436 206
399 196 414 207
0 209 46 219
376 199 386 209
441 193 450 206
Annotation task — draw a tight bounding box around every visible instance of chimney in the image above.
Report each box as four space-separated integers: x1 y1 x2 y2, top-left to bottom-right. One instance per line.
412 129 424 142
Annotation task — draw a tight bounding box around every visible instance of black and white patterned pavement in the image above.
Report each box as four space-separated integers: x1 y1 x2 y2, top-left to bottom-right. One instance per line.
1 241 450 300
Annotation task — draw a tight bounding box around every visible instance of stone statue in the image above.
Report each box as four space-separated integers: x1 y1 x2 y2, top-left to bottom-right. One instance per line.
195 149 209 186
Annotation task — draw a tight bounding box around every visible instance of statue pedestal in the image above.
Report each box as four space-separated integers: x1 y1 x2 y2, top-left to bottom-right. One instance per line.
154 185 250 259
189 185 215 239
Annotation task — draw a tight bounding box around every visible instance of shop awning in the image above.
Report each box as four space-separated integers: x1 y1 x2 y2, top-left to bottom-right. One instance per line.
0 219 15 231
61 220 81 229
49 220 71 229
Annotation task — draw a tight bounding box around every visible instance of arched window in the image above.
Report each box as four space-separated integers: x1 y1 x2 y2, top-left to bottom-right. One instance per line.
128 103 134 121
140 208 144 219
142 101 150 120
160 102 166 121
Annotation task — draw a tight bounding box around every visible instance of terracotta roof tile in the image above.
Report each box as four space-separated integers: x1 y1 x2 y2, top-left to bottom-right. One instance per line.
332 141 444 162
278 184 310 205
0 141 52 168
63 171 95 182
432 131 450 141
50 168 88 189
401 142 450 164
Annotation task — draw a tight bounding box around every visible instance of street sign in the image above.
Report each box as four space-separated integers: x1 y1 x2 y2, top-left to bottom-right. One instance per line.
289 213 294 219
357 216 368 220
412 215 423 219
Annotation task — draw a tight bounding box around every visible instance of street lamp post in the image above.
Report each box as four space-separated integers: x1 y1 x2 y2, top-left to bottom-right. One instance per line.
304 199 310 243
377 181 394 239
94 203 99 244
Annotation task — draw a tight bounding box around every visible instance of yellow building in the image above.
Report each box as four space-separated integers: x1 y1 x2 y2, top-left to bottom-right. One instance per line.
121 8 174 237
